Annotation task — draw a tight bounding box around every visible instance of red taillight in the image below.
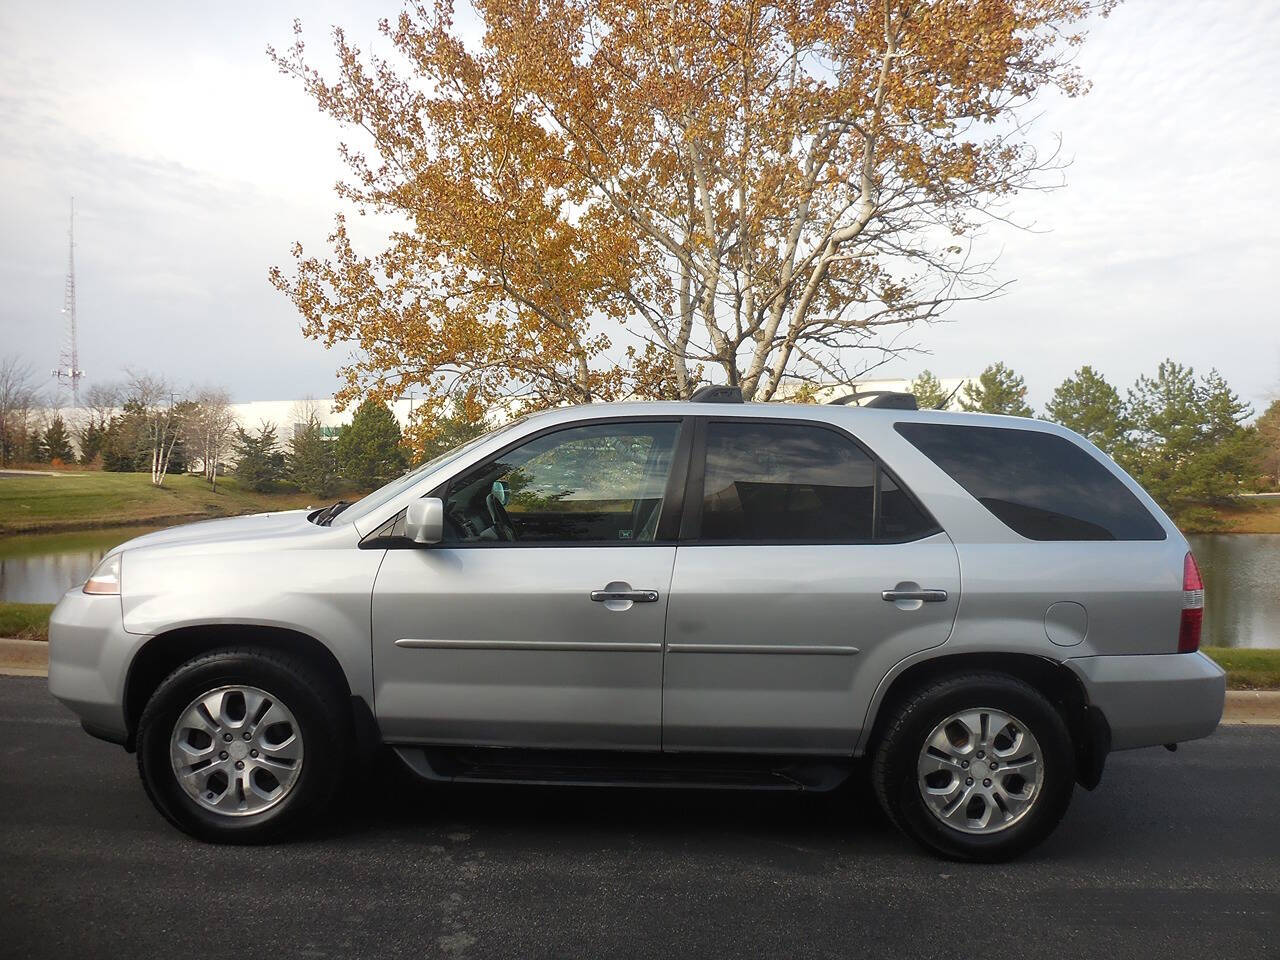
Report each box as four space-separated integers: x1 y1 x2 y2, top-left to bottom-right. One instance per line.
1179 552 1204 653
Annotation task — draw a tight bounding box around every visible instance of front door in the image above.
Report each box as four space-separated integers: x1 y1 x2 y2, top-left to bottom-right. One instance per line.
372 418 686 750
662 418 960 754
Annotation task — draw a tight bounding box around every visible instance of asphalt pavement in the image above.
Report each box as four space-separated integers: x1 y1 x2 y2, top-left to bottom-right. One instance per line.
1 676 1277 959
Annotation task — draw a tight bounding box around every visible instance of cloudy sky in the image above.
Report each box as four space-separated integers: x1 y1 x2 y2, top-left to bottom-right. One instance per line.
1 0 1277 412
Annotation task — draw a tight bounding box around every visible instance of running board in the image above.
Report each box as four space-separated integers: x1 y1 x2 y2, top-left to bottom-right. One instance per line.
392 746 852 792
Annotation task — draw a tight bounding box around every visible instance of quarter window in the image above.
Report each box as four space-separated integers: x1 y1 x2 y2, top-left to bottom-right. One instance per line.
697 421 935 543
895 422 1166 541
443 421 681 544
878 472 932 540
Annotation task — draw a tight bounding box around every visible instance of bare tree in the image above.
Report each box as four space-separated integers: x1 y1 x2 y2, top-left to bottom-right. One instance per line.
287 396 325 438
190 388 238 490
125 371 185 487
80 382 121 425
0 355 40 466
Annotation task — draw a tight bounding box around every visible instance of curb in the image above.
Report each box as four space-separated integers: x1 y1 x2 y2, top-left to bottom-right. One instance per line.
0 637 50 677
2 638 1279 725
1219 689 1280 726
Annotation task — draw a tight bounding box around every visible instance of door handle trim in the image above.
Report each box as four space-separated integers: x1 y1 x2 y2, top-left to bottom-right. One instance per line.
590 589 660 603
881 589 949 603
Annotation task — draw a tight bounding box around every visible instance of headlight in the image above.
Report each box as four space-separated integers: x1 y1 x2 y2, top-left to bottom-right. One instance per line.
84 553 122 595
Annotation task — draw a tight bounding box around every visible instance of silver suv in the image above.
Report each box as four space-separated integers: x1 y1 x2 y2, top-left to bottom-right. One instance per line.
48 392 1225 860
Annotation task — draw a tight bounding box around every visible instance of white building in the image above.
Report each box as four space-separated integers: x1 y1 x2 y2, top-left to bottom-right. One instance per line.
234 376 977 445
228 397 419 444
51 375 976 465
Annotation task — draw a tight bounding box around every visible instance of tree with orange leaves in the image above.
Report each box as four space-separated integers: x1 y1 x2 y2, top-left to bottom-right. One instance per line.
270 0 1113 449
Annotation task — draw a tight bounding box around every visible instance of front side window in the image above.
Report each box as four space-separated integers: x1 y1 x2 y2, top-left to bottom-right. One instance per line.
894 422 1166 541
443 421 681 544
698 421 934 543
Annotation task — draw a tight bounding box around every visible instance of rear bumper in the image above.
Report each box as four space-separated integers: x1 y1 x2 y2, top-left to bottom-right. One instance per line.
1065 652 1225 751
47 588 148 746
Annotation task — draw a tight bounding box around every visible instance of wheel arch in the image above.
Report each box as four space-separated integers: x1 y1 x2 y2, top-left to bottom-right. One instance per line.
122 624 376 755
859 651 1110 789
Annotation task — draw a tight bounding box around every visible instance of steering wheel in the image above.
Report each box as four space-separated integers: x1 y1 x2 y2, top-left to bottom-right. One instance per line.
486 483 518 542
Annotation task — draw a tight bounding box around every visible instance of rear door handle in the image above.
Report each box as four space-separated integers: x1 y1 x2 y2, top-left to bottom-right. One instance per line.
881 589 948 603
591 589 660 603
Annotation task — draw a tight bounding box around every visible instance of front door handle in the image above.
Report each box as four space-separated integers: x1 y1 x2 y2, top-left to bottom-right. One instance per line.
881 589 949 603
591 588 660 603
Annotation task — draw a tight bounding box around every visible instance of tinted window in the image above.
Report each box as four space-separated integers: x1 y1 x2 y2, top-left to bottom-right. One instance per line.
878 472 934 540
444 422 680 544
699 421 933 542
895 422 1165 541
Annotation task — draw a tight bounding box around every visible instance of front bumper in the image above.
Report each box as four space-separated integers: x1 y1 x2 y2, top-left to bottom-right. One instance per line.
1066 651 1226 751
47 588 150 745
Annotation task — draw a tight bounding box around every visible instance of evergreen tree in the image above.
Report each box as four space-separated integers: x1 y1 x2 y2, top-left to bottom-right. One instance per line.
910 370 954 410
41 415 75 463
336 399 408 489
288 414 339 497
958 362 1034 417
233 422 286 492
1118 360 1260 526
77 415 109 465
100 406 147 472
1044 365 1127 454
1256 398 1280 488
25 428 46 463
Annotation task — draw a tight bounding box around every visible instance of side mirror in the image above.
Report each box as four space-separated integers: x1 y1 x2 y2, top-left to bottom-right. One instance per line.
405 497 444 545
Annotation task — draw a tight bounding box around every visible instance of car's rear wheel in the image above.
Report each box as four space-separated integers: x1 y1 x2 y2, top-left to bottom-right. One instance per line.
136 648 349 843
871 673 1075 861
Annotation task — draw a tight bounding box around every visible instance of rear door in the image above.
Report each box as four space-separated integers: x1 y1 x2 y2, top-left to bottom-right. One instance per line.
661 417 960 754
892 421 1183 659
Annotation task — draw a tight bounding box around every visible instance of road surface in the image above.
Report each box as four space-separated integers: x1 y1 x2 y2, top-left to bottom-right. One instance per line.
1 676 1276 959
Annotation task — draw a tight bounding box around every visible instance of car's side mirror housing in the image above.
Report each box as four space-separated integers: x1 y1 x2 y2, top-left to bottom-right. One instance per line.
405 497 444 545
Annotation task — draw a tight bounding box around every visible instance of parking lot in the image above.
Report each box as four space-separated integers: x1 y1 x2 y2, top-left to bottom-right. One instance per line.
1 675 1277 959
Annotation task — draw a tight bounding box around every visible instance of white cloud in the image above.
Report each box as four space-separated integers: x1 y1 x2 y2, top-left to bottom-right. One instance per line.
1 0 1276 411
889 0 1280 410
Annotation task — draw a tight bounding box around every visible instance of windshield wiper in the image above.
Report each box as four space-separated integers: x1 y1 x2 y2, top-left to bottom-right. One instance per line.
315 500 350 526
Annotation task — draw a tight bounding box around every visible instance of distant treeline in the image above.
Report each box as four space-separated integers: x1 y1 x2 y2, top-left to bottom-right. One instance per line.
5 352 1277 528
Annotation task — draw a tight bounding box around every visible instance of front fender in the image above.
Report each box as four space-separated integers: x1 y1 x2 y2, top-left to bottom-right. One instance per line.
121 543 384 703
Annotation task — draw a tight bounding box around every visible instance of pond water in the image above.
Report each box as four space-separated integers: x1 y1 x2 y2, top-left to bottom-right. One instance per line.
1187 534 1280 650
0 526 163 604
1 527 1277 648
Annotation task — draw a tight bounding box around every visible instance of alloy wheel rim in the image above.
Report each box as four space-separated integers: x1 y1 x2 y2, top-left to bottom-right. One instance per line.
917 707 1043 835
169 684 305 817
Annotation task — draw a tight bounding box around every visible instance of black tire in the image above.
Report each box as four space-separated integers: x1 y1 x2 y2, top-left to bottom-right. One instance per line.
136 647 351 844
870 673 1075 862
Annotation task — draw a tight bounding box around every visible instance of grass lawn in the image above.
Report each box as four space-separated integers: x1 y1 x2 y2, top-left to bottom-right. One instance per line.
0 471 332 535
1202 646 1280 691
0 603 54 641
1201 498 1280 534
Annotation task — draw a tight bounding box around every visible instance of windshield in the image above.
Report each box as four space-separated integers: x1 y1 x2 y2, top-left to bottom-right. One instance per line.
332 416 529 528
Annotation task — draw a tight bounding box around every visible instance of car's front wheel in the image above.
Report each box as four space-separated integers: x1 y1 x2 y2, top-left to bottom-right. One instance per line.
136 648 349 843
871 673 1075 861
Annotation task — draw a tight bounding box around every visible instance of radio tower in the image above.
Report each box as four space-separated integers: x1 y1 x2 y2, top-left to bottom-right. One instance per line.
52 197 84 407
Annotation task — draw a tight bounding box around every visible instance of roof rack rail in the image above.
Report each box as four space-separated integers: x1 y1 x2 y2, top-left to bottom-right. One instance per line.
828 390 918 410
689 384 744 403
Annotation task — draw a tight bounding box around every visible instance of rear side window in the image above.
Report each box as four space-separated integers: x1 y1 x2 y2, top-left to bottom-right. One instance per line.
894 422 1165 541
698 421 935 543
